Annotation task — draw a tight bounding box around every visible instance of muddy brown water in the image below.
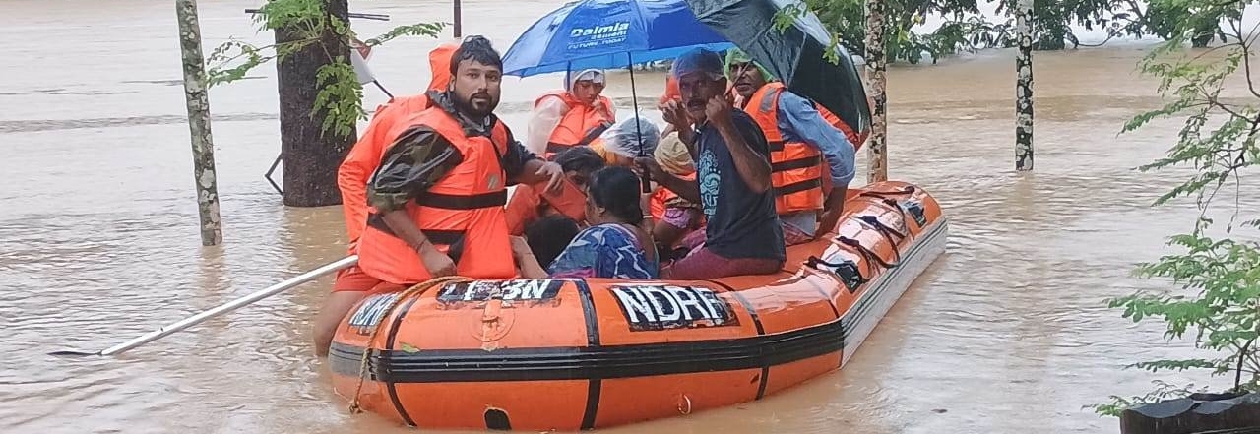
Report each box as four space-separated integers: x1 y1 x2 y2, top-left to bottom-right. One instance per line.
3 0 1258 433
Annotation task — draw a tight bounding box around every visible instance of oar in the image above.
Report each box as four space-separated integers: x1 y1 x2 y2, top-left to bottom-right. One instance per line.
49 256 359 357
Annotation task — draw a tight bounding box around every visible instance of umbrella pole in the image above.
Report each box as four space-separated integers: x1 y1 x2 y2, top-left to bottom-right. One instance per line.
627 54 651 194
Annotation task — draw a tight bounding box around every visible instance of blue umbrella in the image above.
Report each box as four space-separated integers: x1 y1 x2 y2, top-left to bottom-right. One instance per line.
501 0 733 77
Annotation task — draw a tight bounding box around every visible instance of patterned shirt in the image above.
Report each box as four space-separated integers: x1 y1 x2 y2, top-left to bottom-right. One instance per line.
548 223 659 279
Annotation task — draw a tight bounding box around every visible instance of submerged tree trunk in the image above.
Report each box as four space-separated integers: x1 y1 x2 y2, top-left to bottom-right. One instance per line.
275 0 354 207
863 0 888 183
1015 0 1035 171
175 0 223 245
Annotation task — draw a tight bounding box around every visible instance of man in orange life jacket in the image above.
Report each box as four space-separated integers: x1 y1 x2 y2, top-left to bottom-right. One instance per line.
724 48 856 245
359 35 564 283
312 42 466 356
526 69 617 159
315 36 564 355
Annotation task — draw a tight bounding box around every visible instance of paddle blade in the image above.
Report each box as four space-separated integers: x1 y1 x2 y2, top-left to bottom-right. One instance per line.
47 349 100 356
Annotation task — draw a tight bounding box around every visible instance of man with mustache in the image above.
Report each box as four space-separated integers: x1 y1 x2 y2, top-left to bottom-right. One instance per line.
637 48 786 279
352 36 565 307
725 48 856 245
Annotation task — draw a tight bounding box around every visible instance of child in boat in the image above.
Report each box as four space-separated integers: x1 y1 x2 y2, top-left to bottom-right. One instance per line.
504 147 606 236
649 132 703 257
636 48 786 279
521 214 581 270
592 116 661 166
512 166 659 279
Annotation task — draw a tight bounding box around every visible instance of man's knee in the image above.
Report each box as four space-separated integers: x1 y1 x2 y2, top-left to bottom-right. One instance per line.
312 290 371 356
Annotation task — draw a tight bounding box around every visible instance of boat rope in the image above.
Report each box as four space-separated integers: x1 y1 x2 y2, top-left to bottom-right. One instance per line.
857 185 927 229
348 275 473 415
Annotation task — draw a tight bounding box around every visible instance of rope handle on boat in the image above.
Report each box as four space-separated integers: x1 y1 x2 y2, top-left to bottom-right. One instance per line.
348 276 473 416
853 216 905 268
857 185 922 231
805 255 868 293
857 215 908 242
836 235 901 270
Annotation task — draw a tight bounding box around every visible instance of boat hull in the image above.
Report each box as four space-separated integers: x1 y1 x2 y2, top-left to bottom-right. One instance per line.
329 180 948 430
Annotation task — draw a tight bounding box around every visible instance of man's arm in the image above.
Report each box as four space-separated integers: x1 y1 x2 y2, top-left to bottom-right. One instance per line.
715 113 773 194
338 106 402 243
660 100 698 157
366 126 462 255
777 93 856 189
636 157 701 204
501 136 565 192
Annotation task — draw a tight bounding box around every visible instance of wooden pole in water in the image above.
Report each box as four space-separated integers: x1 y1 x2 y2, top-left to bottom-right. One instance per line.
175 0 223 246
863 0 889 183
1015 0 1035 171
453 0 463 37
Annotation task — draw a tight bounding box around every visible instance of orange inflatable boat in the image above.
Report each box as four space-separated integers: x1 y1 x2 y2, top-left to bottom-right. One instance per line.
328 180 948 431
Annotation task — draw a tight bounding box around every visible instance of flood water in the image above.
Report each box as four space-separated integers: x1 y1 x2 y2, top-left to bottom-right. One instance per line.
3 0 1258 433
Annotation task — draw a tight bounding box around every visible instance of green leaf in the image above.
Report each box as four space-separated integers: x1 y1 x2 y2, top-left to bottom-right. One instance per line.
205 0 443 141
399 342 420 353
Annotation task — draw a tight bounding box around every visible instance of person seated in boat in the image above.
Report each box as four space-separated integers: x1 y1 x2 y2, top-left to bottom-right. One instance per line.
526 69 616 159
649 132 703 257
512 166 659 279
521 214 582 270
724 48 857 245
590 115 662 166
504 147 605 236
314 42 465 356
355 35 565 288
636 48 786 280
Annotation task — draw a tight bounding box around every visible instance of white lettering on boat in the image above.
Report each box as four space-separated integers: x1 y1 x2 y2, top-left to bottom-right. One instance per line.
610 285 739 331
347 292 401 335
436 279 563 303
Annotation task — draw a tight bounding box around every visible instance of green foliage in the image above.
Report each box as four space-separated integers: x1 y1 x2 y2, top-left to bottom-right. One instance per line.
1093 1 1260 416
778 0 999 64
1086 381 1208 417
313 59 363 138
777 0 1243 65
362 22 447 47
205 0 446 138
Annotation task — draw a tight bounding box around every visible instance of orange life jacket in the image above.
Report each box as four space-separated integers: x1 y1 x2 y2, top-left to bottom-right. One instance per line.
537 91 615 158
337 43 459 250
745 82 826 215
355 107 516 284
504 178 589 236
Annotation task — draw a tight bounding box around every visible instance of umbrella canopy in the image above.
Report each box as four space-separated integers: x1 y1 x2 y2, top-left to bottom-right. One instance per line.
501 0 734 77
683 0 870 137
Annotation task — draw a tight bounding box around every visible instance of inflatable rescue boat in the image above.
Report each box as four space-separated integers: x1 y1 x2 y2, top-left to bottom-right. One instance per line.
329 180 947 431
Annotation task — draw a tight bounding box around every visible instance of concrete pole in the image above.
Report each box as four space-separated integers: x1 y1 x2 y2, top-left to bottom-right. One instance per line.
175 0 223 246
864 0 889 183
1015 0 1035 171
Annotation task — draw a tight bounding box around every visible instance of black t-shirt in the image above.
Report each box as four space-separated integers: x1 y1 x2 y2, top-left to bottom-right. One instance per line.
695 110 786 261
